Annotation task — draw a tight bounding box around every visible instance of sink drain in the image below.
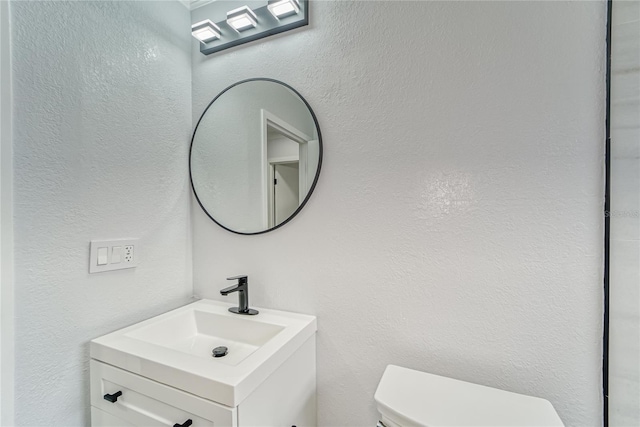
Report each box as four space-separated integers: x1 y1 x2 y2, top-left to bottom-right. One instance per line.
212 346 228 358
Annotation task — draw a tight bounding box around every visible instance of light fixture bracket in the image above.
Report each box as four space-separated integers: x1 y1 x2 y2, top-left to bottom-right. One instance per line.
195 0 308 56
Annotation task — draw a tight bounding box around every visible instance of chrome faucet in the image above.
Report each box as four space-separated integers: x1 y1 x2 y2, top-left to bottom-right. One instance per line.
220 275 259 315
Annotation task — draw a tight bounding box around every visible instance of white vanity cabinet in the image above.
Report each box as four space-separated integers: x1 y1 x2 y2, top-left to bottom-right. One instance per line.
90 360 236 426
89 300 317 427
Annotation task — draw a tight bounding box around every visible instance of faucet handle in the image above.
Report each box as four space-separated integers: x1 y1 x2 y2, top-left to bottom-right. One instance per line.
222 275 258 315
226 275 248 284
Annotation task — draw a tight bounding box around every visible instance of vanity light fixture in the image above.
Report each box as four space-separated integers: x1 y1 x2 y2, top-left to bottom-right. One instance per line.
194 0 309 56
226 6 258 32
267 0 300 19
191 19 221 43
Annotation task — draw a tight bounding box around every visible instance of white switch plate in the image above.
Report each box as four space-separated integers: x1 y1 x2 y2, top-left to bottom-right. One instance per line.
89 239 139 273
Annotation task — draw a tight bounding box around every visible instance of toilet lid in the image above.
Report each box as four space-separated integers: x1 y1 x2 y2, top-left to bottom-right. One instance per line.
374 365 564 427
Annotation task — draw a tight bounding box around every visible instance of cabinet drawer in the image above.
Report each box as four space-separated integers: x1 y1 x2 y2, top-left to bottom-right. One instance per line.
91 406 134 427
91 360 237 427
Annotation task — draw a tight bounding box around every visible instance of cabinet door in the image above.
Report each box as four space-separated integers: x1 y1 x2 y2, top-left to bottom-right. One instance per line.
91 360 237 426
237 336 316 426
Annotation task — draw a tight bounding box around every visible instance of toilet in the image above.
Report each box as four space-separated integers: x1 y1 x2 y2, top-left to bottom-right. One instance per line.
374 365 565 427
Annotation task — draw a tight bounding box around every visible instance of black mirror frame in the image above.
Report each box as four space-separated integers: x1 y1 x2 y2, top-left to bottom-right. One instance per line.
189 77 323 235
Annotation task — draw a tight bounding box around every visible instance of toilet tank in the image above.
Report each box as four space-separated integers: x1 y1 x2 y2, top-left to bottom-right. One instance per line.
374 365 564 427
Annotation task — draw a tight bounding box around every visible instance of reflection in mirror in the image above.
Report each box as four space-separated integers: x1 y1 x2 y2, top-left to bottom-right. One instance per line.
190 79 322 235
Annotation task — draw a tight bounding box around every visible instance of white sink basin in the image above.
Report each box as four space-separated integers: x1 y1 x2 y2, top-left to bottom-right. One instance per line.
90 299 316 407
125 309 285 366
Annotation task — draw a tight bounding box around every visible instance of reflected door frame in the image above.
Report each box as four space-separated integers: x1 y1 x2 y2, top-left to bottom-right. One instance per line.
260 109 313 229
268 158 299 228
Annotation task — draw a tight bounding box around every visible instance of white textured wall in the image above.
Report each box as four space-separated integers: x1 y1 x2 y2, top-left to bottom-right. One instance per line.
192 1 606 425
0 0 14 424
609 0 640 424
11 1 192 425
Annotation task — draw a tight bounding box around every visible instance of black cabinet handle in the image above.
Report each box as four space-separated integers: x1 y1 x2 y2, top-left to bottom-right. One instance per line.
173 420 192 427
103 391 123 403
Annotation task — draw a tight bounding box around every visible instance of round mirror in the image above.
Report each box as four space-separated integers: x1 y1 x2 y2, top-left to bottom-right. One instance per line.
190 78 322 235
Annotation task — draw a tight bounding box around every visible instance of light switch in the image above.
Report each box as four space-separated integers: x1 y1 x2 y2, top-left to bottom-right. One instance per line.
97 247 108 265
111 246 122 264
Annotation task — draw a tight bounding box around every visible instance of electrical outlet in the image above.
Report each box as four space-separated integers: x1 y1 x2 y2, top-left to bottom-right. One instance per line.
90 239 139 273
124 245 134 263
